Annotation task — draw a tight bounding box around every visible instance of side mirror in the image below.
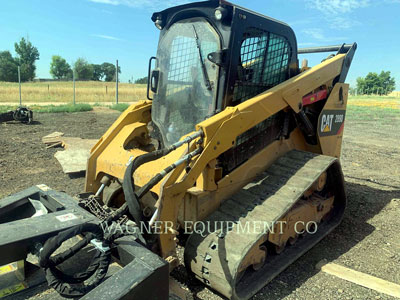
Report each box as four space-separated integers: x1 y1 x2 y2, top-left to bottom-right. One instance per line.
147 57 159 100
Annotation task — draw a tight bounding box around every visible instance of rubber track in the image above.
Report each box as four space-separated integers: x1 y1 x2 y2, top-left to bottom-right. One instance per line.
184 150 346 300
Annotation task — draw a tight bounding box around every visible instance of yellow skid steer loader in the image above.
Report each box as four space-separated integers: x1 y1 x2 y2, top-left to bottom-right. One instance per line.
0 1 356 299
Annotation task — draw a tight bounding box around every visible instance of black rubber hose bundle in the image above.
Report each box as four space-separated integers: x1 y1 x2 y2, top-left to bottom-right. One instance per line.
122 131 203 224
38 223 111 298
122 148 170 224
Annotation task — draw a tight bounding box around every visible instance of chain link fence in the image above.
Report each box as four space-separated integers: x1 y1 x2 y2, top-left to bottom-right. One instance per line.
0 62 147 106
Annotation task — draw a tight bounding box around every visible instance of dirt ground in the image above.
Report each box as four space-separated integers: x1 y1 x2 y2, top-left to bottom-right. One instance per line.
0 107 399 300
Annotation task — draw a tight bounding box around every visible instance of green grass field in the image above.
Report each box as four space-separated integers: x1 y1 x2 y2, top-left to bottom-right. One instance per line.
0 81 147 103
0 103 93 113
347 95 400 123
109 103 130 112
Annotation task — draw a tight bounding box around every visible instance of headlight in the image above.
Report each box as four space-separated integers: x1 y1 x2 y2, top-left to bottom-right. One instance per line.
215 7 227 21
155 16 163 30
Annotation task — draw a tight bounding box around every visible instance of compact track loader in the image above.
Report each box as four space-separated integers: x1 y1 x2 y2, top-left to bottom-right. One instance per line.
0 0 356 299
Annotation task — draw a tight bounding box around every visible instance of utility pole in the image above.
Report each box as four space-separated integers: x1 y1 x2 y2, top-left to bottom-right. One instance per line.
18 66 21 106
116 60 119 104
73 70 76 105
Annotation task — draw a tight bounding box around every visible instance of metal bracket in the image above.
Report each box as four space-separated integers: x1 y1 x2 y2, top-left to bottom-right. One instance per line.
208 49 228 67
336 43 357 84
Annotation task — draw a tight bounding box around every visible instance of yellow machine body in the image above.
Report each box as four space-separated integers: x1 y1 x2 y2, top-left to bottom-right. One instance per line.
83 2 356 298
85 53 348 259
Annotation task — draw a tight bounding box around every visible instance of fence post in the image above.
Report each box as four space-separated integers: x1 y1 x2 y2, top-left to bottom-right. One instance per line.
116 60 119 104
73 70 76 105
18 66 22 106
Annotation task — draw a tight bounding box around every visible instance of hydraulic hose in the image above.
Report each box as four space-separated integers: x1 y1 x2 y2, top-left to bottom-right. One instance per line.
137 147 202 199
123 149 169 224
122 130 202 224
39 223 111 298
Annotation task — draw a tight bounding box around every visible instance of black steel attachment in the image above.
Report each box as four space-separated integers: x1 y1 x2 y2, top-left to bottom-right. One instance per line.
82 237 169 300
0 106 33 124
0 186 169 299
0 185 97 266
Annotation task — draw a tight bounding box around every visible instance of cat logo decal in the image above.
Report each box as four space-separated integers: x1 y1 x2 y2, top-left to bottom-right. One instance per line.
318 110 345 137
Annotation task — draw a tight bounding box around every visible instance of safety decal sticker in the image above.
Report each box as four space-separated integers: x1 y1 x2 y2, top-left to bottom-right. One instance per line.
318 110 346 137
56 213 78 222
0 282 27 298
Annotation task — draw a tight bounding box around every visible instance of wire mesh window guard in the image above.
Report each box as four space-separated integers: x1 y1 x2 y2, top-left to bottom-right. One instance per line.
233 28 291 103
220 28 291 173
166 36 216 97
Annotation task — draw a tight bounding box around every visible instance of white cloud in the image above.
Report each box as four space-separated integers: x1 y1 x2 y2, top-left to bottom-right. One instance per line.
302 28 325 40
305 0 370 14
92 34 124 41
89 0 196 10
329 16 361 29
302 28 347 41
302 0 370 29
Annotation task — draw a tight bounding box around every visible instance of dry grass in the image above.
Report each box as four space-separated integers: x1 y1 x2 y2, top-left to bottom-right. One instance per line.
1 81 398 111
389 91 400 97
348 95 400 110
0 81 147 103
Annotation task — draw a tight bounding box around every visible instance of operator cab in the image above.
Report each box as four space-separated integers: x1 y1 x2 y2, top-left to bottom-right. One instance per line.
148 0 298 148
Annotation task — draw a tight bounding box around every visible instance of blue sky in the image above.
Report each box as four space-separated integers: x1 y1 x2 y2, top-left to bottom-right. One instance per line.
0 0 399 89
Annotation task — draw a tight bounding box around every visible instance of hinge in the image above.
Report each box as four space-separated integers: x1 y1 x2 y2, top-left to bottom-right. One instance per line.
207 49 228 67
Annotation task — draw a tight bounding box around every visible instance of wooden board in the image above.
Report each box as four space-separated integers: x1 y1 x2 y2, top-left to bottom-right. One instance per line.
61 137 97 151
53 137 98 174
54 149 90 174
42 132 64 145
316 260 400 298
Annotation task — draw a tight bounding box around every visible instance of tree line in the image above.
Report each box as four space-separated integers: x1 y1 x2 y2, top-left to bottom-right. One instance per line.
50 56 120 81
0 38 122 82
355 71 396 95
0 38 39 82
2 38 396 91
134 76 148 84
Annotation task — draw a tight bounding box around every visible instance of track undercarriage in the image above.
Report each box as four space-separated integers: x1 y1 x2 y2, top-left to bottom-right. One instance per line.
185 150 346 299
